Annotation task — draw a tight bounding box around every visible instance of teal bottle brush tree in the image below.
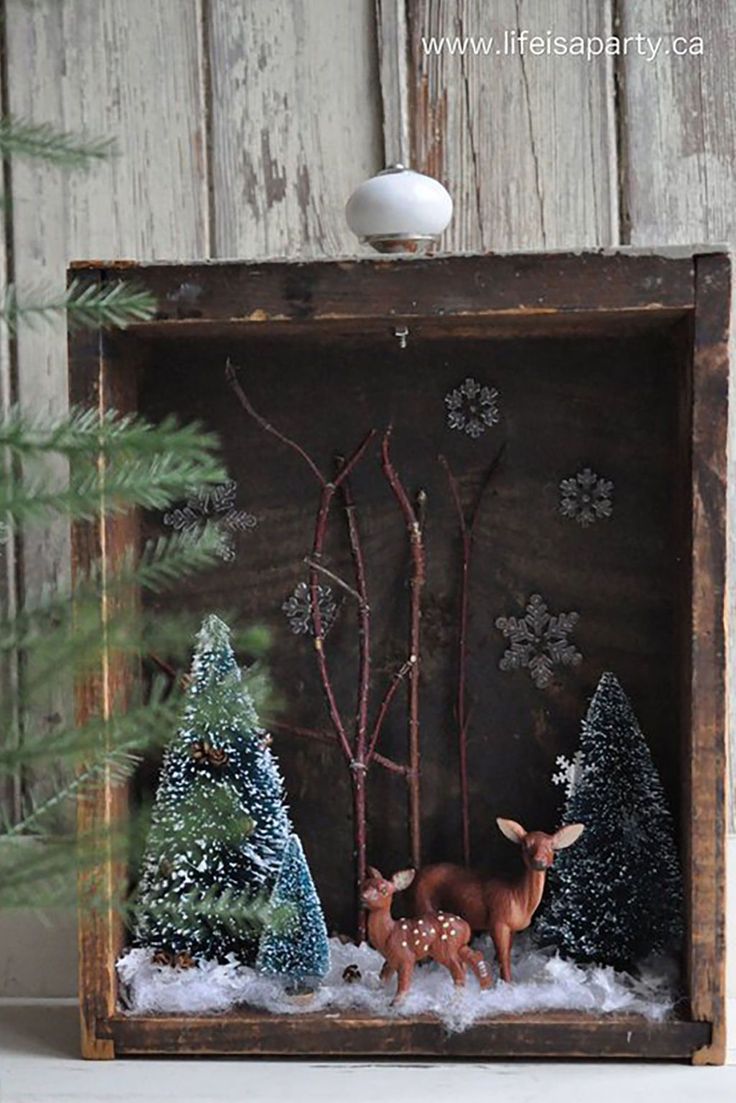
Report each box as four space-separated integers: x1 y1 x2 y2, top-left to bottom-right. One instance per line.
535 672 683 969
134 614 329 983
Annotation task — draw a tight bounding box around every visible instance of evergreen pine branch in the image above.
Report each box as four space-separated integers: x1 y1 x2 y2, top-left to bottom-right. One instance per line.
1 279 156 335
0 407 220 462
0 115 115 167
0 454 226 525
127 886 284 937
0 680 180 775
6 750 142 837
0 529 224 657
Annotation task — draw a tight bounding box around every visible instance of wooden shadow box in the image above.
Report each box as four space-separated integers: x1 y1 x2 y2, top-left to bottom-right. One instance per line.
70 250 728 1063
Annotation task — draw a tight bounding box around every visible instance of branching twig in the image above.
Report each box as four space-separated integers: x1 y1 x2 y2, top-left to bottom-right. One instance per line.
367 658 413 764
304 556 365 609
269 720 407 776
226 362 381 938
381 428 425 869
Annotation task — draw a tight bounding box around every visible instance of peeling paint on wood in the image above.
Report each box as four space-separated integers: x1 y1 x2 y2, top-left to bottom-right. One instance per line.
207 0 383 259
406 0 619 252
619 0 736 831
4 0 210 806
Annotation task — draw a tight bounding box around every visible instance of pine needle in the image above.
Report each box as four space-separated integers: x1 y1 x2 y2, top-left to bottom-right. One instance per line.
0 115 115 168
1 279 156 334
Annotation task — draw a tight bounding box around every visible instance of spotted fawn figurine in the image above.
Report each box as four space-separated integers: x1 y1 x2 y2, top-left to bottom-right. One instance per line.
361 866 491 1005
414 818 585 982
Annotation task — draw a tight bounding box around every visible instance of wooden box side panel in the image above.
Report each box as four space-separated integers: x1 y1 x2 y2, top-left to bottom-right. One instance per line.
72 252 696 327
688 254 730 1065
70 299 140 1059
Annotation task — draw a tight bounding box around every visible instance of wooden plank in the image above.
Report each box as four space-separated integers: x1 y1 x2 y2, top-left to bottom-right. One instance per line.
207 0 383 259
74 253 696 329
4 0 209 810
687 254 729 1066
70 283 140 1060
618 1 736 832
109 1009 710 1058
375 0 411 165
406 0 619 251
0 62 20 823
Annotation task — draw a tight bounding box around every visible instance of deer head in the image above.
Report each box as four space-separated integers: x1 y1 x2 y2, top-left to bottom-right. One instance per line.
496 818 585 871
361 866 416 910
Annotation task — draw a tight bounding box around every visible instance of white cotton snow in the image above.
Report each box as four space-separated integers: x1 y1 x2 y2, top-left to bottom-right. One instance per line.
116 934 678 1033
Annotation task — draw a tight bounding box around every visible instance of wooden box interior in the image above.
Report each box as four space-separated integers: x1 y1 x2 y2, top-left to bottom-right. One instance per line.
132 318 691 938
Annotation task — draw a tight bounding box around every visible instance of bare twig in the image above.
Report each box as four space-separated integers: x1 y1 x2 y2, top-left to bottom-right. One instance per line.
304 556 365 608
381 428 425 869
367 658 413 764
269 720 407 775
226 360 325 485
227 364 382 938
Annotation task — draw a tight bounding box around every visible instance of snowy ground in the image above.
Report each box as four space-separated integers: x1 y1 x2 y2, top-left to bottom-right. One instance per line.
117 934 678 1033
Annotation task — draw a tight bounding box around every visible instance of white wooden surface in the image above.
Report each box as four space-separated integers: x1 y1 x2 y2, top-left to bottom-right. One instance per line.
618 0 736 826
207 0 382 258
407 0 619 251
4 0 210 801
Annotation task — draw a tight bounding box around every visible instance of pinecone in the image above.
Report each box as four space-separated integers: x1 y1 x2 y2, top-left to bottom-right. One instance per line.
190 739 228 767
151 949 174 966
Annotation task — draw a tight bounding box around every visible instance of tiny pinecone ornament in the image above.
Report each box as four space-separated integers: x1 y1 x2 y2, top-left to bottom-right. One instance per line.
534 672 683 969
133 614 292 964
256 834 330 988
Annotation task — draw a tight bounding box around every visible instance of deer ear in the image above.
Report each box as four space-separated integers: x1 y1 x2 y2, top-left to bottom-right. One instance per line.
392 869 416 891
367 866 382 880
497 817 526 844
553 823 585 850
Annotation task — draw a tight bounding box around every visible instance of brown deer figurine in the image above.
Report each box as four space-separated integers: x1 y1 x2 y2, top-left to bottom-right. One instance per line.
361 866 492 1005
413 819 585 983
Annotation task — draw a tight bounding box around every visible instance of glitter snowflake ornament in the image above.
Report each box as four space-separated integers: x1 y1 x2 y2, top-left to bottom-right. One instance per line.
552 751 592 800
282 581 338 636
560 468 613 527
163 480 256 562
496 593 582 689
445 376 500 438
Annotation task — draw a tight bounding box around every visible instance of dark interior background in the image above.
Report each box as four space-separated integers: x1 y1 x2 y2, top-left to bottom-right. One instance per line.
132 321 687 937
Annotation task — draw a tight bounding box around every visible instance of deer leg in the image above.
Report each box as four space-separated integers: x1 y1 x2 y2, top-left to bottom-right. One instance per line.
446 955 467 988
392 962 414 1005
459 945 492 989
379 961 395 985
492 925 513 983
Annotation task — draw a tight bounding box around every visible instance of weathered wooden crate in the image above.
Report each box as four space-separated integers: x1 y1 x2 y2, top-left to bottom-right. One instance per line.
71 250 728 1063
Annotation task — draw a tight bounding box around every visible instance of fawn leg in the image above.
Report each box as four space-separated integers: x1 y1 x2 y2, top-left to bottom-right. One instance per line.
492 925 513 983
459 945 492 989
446 955 467 988
392 962 414 1005
379 961 395 985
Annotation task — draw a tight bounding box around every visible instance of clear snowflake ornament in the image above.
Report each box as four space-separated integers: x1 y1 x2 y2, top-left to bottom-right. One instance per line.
552 751 593 800
496 593 582 690
560 468 613 527
163 480 256 562
445 376 500 438
282 581 339 637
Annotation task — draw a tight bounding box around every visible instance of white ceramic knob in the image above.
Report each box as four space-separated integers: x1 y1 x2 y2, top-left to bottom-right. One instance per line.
345 165 453 254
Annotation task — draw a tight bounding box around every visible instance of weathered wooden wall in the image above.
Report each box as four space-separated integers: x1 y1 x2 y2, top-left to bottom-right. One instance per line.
2 0 733 825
